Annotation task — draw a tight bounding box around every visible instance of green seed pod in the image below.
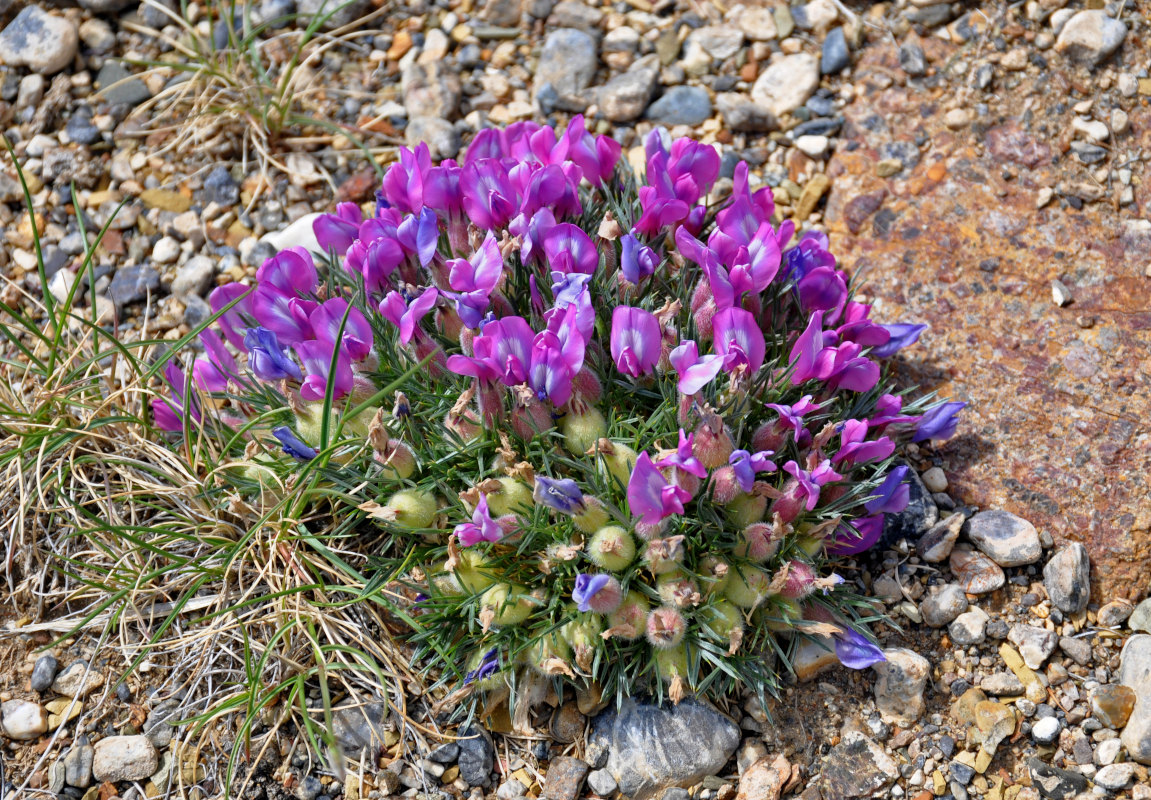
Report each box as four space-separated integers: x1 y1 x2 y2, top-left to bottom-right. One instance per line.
764 596 803 632
698 556 731 596
560 407 607 456
486 477 534 517
657 572 700 608
725 493 767 527
561 611 604 651
383 489 437 529
702 601 744 641
572 496 610 533
606 591 650 640
596 441 638 491
654 644 690 683
587 525 636 571
453 549 497 594
480 584 534 626
529 630 573 673
724 566 771 609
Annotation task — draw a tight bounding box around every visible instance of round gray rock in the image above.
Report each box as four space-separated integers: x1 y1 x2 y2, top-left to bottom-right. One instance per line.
92 736 158 782
920 583 968 628
964 510 1042 567
533 28 598 106
0 7 79 75
1042 543 1089 614
872 648 930 727
1055 10 1126 67
646 86 712 126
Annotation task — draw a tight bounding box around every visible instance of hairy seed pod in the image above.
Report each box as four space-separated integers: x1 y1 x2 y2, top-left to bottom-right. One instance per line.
779 559 816 600
645 606 687 649
692 417 733 469
726 494 767 527
479 584 534 626
735 523 778 563
485 477 534 517
572 496 610 533
452 550 497 594
587 526 636 572
606 591 649 640
724 566 770 609
383 489 437 529
560 407 607 456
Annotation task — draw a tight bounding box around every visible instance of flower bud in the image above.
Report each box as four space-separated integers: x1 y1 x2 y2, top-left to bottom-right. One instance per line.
634 519 668 540
572 496 610 533
444 407 482 442
645 606 687 649
511 396 554 440
770 479 805 524
734 523 778 563
570 368 603 409
779 559 816 600
605 591 649 640
692 415 733 469
709 466 743 505
693 297 718 341
375 439 416 480
587 525 636 572
560 407 608 457
382 489 437 529
485 477 534 517
751 421 786 454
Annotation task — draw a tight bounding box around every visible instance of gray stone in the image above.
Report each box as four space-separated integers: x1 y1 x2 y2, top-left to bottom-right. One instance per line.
78 0 134 12
427 742 459 763
1055 10 1126 67
401 61 461 120
597 56 659 123
1008 624 1058 670
297 0 371 29
1130 598 1151 633
751 53 820 118
0 699 47 740
143 698 180 749
715 93 778 132
96 62 152 107
920 584 968 628
899 42 927 76
108 265 161 308
821 27 849 75
0 7 79 75
480 0 522 26
1093 762 1136 790
548 0 602 28
406 116 460 160
1027 757 1087 800
587 768 618 797
330 700 390 758
1119 635 1151 764
872 648 929 727
31 654 59 692
881 465 938 546
533 29 598 107
51 661 105 699
1058 635 1091 666
950 548 1006 594
297 775 323 800
152 236 181 265
981 672 1025 696
965 510 1042 567
816 732 898 800
1043 543 1090 613
63 737 94 788
182 293 211 327
646 86 712 126
204 165 240 206
542 756 589 800
92 736 157 782
458 724 495 785
949 607 988 646
1097 599 1133 627
589 698 739 800
685 26 743 60
138 0 179 29
65 112 102 146
918 512 964 563
1031 716 1061 744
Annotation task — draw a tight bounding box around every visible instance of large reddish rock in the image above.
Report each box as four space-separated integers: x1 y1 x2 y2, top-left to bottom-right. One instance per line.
822 43 1151 602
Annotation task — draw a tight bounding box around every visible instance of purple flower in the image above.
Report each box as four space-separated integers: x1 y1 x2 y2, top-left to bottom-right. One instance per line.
715 162 776 244
313 202 362 257
460 158 517 230
864 466 910 515
381 143 431 214
826 515 885 556
656 429 708 479
832 420 895 467
251 284 316 345
447 232 504 328
628 452 691 525
396 207 440 267
667 137 720 199
835 302 891 348
209 283 254 350
464 648 500 685
766 396 821 441
912 401 966 442
272 426 317 460
573 573 611 613
245 326 302 382
563 115 621 186
713 307 766 374
447 316 535 386
424 161 464 220
455 494 503 547
782 459 842 512
782 230 836 284
869 394 920 428
344 234 404 294
517 163 581 220
825 342 880 394
788 311 835 386
729 449 777 493
833 627 886 669
152 361 200 432
533 476 585 515
310 297 374 361
379 287 440 345
669 340 725 395
294 339 354 402
543 223 599 275
797 266 848 319
510 208 557 265
255 247 318 297
620 233 658 285
193 331 238 393
610 306 662 378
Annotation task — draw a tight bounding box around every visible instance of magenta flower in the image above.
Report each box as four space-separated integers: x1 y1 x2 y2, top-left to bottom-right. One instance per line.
423 160 464 220
713 307 766 374
294 339 354 401
766 396 822 441
255 247 318 297
832 420 895 466
729 449 777 493
825 342 880 393
669 339 725 395
447 232 504 328
656 429 708 478
447 316 535 386
209 283 254 350
826 515 885 556
788 311 835 385
313 202 362 257
396 207 440 268
782 459 842 512
715 162 776 244
543 223 599 275
628 452 692 525
835 302 892 348
152 361 200 432
455 494 503 547
344 233 404 294
379 287 440 345
460 158 517 230
913 401 967 442
192 331 238 393
563 115 622 186
610 306 662 378
517 162 582 220
381 143 431 214
251 285 316 346
797 266 848 319
510 208 557 265
310 297 374 362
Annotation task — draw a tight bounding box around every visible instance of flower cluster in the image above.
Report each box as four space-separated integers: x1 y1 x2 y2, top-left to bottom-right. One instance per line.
154 118 964 706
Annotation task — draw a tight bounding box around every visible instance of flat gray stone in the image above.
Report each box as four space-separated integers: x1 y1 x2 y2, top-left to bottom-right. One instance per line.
1119 635 1151 764
0 6 78 75
1042 543 1089 614
965 510 1042 567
